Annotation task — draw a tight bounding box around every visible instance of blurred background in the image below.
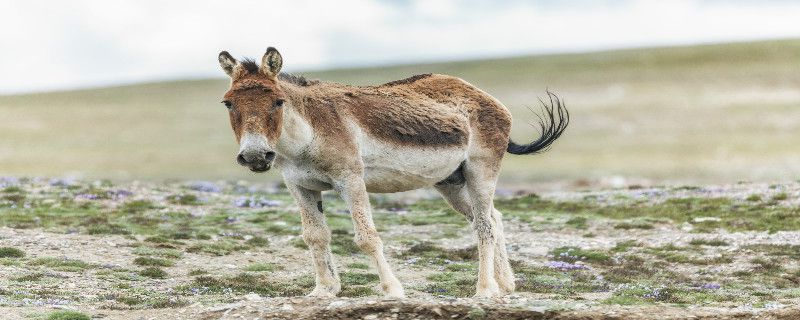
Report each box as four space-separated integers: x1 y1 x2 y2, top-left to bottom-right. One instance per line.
1 0 799 188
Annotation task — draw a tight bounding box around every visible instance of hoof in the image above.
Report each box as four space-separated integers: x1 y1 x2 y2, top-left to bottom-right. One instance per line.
497 276 516 294
383 287 405 299
382 280 405 299
307 285 340 298
474 282 501 298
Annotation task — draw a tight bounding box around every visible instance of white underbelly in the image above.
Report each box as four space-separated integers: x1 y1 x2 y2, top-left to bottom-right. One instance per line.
359 136 467 193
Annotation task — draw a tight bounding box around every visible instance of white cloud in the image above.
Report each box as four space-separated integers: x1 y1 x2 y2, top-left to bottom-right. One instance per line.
0 0 799 93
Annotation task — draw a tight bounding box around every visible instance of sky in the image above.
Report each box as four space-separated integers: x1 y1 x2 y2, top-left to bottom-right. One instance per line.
1 0 800 94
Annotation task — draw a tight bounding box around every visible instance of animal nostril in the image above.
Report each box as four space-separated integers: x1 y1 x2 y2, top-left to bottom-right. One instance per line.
236 153 248 165
264 151 276 162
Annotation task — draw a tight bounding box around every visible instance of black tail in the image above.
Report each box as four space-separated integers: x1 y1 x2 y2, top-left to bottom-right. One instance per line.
507 91 570 155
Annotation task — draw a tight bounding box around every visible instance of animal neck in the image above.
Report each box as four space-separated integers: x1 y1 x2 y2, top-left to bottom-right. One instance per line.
274 83 314 158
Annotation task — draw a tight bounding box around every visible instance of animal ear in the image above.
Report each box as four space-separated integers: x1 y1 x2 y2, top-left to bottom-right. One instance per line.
218 51 238 77
260 47 283 78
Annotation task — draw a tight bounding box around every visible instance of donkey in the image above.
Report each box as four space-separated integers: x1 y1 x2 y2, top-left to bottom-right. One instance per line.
217 47 568 298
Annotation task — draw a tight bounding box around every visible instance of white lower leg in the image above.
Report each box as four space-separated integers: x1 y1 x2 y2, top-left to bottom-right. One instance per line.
492 209 515 293
308 245 340 296
356 232 404 298
474 215 500 297
304 226 341 297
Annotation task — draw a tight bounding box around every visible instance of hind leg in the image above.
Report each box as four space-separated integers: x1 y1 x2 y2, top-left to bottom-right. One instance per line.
492 208 515 293
436 157 510 297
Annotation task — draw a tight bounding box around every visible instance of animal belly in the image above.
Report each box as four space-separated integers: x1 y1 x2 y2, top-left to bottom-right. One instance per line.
361 143 467 193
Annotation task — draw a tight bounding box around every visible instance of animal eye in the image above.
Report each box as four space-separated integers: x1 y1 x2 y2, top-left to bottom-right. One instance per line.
222 100 232 109
274 99 285 108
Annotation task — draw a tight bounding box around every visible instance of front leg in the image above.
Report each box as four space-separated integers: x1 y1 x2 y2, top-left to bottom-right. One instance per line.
286 183 341 297
335 176 404 298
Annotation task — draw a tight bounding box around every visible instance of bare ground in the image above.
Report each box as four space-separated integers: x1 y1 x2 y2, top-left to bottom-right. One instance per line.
1 178 800 319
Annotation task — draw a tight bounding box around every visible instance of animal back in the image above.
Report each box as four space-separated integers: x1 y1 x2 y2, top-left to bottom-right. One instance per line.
345 92 469 148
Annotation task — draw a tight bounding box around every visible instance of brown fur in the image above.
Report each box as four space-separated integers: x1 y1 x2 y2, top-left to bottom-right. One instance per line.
278 74 510 150
224 73 286 143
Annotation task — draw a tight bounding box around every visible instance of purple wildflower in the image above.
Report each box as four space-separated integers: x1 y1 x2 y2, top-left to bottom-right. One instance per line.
0 177 19 188
75 193 100 201
643 288 662 299
189 181 221 193
701 283 721 290
545 261 588 271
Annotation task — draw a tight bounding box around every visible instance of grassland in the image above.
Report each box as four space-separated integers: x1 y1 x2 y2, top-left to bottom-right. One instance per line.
2 39 800 185
1 178 800 318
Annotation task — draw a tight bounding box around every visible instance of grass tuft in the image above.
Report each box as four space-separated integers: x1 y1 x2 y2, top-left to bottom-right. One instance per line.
244 262 280 272
551 246 612 265
0 247 25 258
47 311 91 320
30 257 91 272
139 267 168 279
133 256 175 267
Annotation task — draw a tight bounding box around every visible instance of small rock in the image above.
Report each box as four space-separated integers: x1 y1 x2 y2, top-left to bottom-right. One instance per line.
281 304 294 311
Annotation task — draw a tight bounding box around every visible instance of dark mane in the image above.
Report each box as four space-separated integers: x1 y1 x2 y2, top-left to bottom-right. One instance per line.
239 57 314 87
240 58 260 74
381 73 432 86
278 72 315 87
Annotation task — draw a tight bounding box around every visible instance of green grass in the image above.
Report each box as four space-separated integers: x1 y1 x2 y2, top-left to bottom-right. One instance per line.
0 247 25 258
188 273 314 296
166 193 202 205
614 221 654 230
47 311 91 320
771 193 789 201
498 195 800 232
12 272 47 282
746 194 762 202
346 262 370 270
187 240 250 256
551 246 612 265
513 260 606 295
132 247 183 259
245 236 270 247
29 257 92 272
4 39 800 183
398 242 477 265
139 267 168 279
133 256 175 267
689 238 730 246
188 269 209 276
743 244 800 259
605 285 738 305
244 262 280 272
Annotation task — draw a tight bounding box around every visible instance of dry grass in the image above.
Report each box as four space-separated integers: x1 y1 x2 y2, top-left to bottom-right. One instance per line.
2 39 800 185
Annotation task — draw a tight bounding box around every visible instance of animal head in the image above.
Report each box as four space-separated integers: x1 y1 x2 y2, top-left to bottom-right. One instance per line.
218 47 287 172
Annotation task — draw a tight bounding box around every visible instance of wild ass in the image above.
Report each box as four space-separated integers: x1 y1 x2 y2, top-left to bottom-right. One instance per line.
217 47 569 298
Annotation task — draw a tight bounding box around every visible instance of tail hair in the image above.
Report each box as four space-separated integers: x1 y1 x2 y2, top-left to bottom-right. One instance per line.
507 90 570 155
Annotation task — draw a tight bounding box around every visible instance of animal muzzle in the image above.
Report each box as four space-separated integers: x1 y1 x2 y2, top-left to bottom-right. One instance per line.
237 132 275 173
